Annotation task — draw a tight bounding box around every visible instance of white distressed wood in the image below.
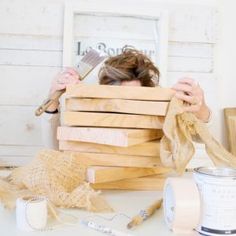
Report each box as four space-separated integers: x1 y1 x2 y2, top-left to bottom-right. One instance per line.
0 145 42 166
0 0 63 36
0 49 61 67
0 155 32 166
0 0 218 166
168 57 213 73
0 34 62 51
168 42 213 58
168 5 217 43
0 50 212 72
0 106 42 146
0 145 42 156
0 65 60 105
0 34 213 58
0 0 217 43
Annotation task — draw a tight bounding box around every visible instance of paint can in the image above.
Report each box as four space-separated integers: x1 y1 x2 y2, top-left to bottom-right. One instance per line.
193 167 236 236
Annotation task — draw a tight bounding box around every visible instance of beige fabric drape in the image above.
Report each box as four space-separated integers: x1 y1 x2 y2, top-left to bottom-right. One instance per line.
160 97 236 173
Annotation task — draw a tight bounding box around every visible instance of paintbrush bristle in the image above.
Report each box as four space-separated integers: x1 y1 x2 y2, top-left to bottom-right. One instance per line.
81 49 107 67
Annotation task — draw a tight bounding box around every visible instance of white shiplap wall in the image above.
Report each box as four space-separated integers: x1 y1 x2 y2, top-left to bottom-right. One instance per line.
0 0 218 166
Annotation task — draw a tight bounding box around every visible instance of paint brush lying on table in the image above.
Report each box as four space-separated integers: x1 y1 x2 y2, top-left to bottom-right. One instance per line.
35 49 106 116
127 199 163 229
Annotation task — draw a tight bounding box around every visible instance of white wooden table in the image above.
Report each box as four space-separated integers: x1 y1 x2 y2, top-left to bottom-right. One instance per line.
0 170 199 236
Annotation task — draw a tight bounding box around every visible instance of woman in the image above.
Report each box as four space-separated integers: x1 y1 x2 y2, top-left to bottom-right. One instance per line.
42 48 211 149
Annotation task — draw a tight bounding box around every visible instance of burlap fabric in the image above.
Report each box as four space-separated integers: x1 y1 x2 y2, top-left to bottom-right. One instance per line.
160 97 236 173
0 149 112 212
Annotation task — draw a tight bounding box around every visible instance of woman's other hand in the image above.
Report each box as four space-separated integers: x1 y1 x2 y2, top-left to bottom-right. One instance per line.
47 68 80 112
172 77 211 122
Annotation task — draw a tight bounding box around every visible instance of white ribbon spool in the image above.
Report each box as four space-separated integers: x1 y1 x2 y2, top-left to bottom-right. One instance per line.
163 177 201 234
16 196 48 231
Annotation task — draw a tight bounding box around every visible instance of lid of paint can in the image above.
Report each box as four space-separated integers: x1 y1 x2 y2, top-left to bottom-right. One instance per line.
194 167 236 178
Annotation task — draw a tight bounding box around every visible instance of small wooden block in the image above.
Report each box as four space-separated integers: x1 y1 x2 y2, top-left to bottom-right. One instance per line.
59 140 160 156
68 151 161 167
63 112 164 129
58 127 162 147
66 98 169 116
224 108 236 153
228 116 236 156
86 166 171 183
66 84 174 101
90 174 166 190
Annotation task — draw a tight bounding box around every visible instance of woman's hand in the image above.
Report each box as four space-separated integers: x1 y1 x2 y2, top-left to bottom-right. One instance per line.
47 68 80 112
172 77 211 122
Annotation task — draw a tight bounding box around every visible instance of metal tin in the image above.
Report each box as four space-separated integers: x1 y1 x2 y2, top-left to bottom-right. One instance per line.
194 167 236 236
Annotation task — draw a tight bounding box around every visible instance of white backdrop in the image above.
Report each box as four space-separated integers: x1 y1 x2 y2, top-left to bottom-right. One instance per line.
0 0 219 166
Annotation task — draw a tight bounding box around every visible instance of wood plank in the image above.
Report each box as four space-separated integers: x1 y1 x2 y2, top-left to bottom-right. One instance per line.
86 166 170 183
66 84 174 101
0 49 61 67
0 145 40 166
0 65 60 106
0 1 217 43
59 140 160 156
168 56 212 73
67 151 161 168
168 42 213 58
90 174 166 190
57 127 162 147
63 112 164 129
66 98 169 116
0 49 212 72
224 108 236 152
0 106 42 146
228 116 236 156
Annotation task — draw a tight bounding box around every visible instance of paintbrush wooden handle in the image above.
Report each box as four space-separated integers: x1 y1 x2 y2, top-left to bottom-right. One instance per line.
35 90 65 116
127 198 163 229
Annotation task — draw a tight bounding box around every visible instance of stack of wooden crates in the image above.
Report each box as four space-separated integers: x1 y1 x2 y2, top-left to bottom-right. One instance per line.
57 84 174 190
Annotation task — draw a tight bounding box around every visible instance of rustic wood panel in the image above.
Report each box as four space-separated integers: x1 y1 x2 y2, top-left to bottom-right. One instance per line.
168 56 212 73
66 98 169 116
91 174 166 190
67 151 161 167
0 145 42 166
0 48 213 72
66 84 174 101
224 108 236 154
63 111 164 129
86 166 170 183
0 35 213 58
58 127 162 147
59 140 160 156
227 117 236 156
0 49 61 67
0 65 60 106
0 1 217 43
0 106 42 146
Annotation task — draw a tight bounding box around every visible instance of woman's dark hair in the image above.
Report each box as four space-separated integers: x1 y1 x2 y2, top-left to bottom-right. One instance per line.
99 47 160 87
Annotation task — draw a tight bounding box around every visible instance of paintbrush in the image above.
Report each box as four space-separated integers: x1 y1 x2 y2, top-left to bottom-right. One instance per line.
35 49 106 116
127 198 163 229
